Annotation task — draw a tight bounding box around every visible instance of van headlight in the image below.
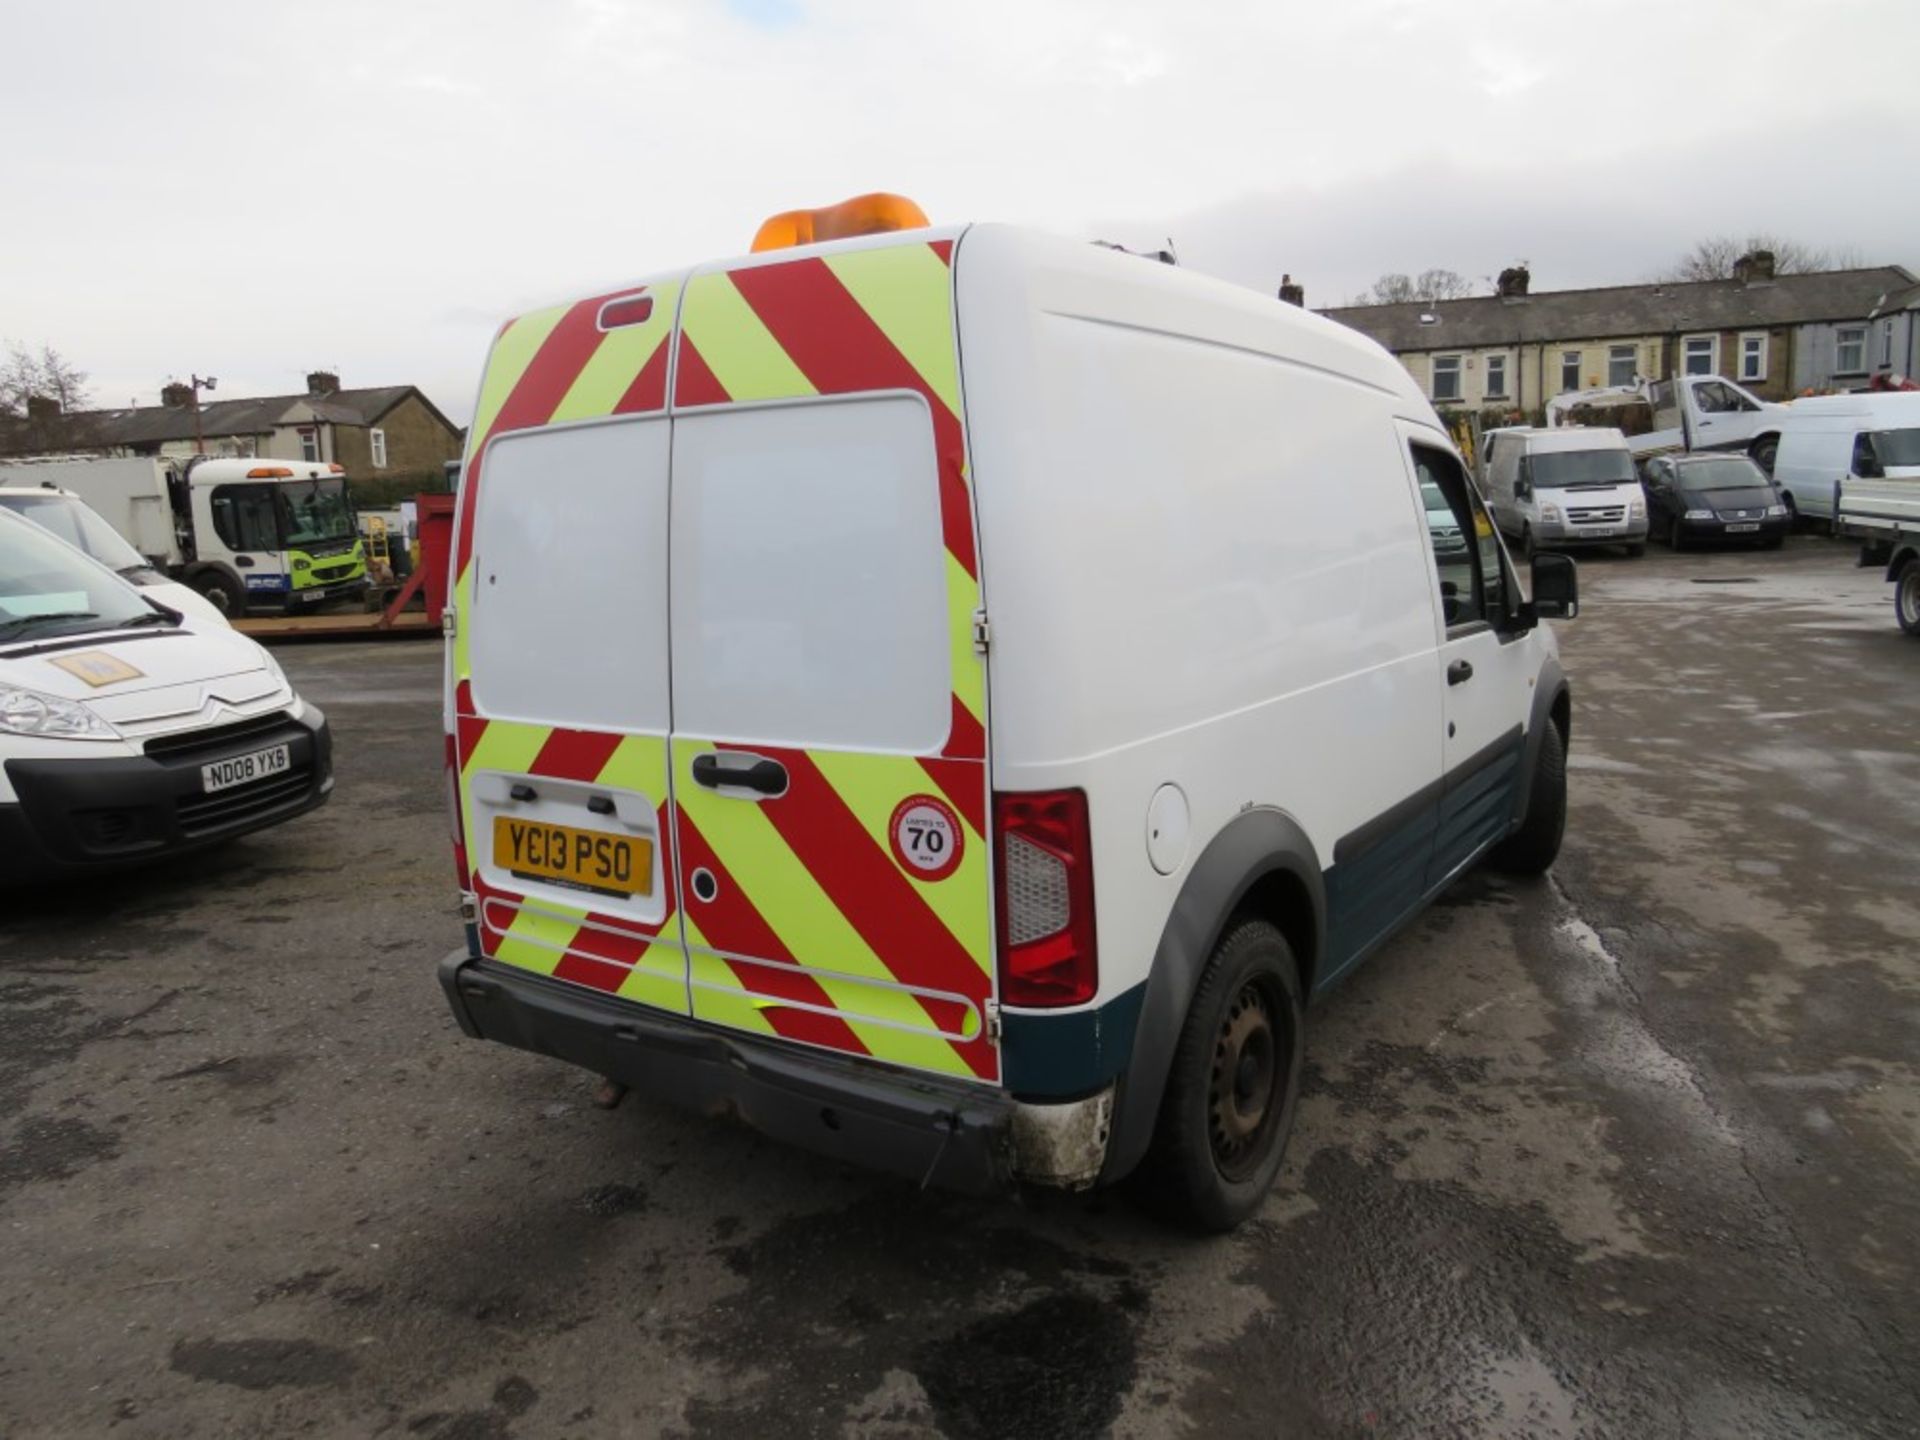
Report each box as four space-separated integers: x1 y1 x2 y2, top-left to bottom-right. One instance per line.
1540 503 1562 522
0 685 121 741
1685 508 1715 520
1630 499 1646 519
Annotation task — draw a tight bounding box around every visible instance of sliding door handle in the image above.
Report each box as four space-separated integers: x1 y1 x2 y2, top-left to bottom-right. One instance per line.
1447 660 1474 686
691 753 788 796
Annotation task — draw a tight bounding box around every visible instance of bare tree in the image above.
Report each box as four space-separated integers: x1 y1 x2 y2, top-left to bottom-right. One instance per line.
1660 235 1858 282
0 343 93 455
0 343 91 417
1351 268 1476 306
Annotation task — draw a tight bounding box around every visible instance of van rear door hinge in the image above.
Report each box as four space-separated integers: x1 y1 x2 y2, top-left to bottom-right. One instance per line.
984 999 1003 1044
971 608 991 655
441 605 457 640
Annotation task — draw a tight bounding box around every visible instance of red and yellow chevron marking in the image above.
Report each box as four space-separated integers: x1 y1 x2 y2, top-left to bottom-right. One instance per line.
672 737 995 1082
449 276 682 696
674 242 985 760
455 715 686 1015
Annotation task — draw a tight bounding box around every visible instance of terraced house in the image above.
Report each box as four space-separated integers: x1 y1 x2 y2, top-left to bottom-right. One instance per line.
1322 255 1920 417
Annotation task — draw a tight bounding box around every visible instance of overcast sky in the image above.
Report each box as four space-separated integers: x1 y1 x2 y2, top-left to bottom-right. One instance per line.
6 0 1916 423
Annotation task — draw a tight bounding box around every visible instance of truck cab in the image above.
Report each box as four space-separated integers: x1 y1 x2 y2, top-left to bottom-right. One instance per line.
182 459 369 615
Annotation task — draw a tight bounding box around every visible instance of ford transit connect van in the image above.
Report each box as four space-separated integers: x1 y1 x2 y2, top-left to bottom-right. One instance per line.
436 205 1578 1230
1483 427 1648 557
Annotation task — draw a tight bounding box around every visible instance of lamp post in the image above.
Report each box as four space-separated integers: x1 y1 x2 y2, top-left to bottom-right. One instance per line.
189 374 217 455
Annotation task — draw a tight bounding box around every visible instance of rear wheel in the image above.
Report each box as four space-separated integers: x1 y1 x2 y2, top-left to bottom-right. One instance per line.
1491 719 1567 876
1750 435 1779 476
190 568 247 617
1141 921 1304 1233
1896 559 1920 636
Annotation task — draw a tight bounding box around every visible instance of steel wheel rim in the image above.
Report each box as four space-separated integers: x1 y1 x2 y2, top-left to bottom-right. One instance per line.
1209 979 1288 1181
1900 570 1920 628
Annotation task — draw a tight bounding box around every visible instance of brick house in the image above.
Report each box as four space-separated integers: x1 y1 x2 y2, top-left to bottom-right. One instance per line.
1320 257 1919 416
4 371 463 497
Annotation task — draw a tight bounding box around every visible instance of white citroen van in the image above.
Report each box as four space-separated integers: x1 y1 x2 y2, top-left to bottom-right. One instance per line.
1482 427 1649 557
1771 392 1920 522
436 205 1578 1230
1 508 333 882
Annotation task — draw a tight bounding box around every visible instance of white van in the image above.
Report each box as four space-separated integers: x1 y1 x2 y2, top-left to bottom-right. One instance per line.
1770 392 1920 522
436 207 1579 1230
0 508 333 881
1482 427 1649 557
0 485 229 625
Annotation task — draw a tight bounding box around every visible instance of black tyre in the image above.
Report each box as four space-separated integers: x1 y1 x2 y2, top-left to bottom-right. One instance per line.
1140 921 1305 1233
1750 435 1778 475
1491 719 1567 875
1896 559 1920 637
190 568 248 617
1667 517 1686 551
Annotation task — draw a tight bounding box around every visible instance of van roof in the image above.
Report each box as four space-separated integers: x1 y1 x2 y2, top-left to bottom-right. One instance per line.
492 222 1431 421
1783 392 1920 421
1501 426 1629 452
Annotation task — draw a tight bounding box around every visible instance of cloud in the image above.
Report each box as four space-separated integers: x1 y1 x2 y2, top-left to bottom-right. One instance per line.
1 0 1912 422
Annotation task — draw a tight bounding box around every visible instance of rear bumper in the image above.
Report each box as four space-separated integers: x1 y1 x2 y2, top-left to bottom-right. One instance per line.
440 952 1026 1194
0 707 332 883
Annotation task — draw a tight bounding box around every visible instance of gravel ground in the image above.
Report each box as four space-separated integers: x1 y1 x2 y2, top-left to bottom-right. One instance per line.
2 535 1915 1439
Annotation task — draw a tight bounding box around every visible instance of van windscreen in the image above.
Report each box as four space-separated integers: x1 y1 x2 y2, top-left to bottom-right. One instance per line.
1526 450 1635 488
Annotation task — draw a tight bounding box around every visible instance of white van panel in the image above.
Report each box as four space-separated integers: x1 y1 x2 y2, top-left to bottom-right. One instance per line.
469 418 672 731
669 396 952 754
957 226 1443 1003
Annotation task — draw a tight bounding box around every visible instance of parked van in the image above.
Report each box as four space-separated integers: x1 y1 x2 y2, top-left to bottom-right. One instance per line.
1482 427 1649 557
0 485 228 625
0 508 333 880
436 205 1579 1230
1771 392 1920 522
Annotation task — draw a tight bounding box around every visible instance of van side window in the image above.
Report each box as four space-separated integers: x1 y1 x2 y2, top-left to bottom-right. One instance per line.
1414 446 1506 631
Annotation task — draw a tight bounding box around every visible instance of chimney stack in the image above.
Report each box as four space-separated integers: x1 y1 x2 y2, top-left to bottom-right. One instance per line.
307 370 341 396
1278 274 1305 307
160 381 193 409
1496 264 1531 299
25 395 61 421
1734 249 1776 285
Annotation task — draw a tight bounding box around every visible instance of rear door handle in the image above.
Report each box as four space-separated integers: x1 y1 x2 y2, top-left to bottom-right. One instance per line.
691 752 788 797
1447 660 1474 686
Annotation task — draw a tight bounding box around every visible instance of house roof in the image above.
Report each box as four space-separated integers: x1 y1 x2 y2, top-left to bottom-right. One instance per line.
1321 266 1918 354
56 385 448 448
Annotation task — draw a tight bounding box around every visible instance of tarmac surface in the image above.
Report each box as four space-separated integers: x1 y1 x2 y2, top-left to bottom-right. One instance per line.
2 536 1916 1439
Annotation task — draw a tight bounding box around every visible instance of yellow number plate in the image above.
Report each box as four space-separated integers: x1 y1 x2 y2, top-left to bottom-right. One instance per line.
494 816 652 899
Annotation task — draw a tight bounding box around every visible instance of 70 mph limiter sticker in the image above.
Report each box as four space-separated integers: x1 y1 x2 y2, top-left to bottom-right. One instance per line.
889 793 964 882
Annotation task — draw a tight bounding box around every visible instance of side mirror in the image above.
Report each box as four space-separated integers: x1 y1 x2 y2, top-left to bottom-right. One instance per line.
1514 480 1532 500
1528 552 1579 621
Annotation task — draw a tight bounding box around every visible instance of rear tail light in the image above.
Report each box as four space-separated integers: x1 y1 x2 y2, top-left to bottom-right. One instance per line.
994 789 1097 1007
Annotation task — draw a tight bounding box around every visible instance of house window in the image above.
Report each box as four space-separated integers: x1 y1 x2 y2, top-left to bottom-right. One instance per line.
1607 345 1637 387
371 428 388 469
1739 333 1768 383
1430 354 1463 403
1835 326 1866 374
1683 336 1717 376
298 428 320 463
1560 351 1582 392
1484 353 1509 399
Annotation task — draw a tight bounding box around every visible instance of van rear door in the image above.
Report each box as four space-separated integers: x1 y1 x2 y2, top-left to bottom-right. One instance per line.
451 278 689 1014
663 245 998 1084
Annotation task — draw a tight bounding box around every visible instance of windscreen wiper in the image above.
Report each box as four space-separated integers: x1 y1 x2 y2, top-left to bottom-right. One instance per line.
0 611 100 636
